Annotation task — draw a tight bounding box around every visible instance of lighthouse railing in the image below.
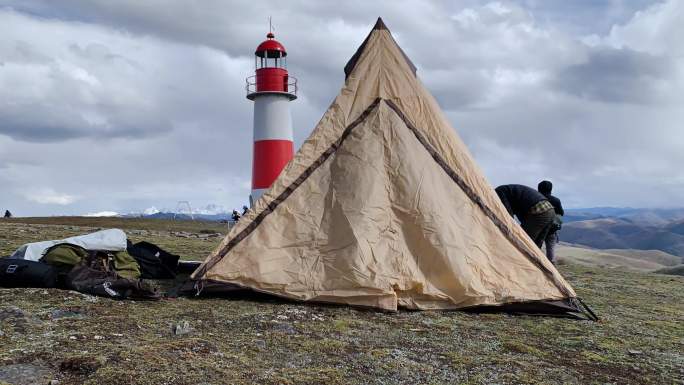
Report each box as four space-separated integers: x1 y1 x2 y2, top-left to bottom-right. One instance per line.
246 75 298 96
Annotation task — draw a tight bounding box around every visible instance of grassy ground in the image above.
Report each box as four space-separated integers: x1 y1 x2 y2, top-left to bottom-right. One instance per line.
1 217 228 236
1 218 683 385
0 218 224 261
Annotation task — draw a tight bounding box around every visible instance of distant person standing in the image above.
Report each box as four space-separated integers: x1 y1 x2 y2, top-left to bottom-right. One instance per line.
242 205 249 216
231 210 241 222
495 184 555 249
538 180 564 263
3 210 11 218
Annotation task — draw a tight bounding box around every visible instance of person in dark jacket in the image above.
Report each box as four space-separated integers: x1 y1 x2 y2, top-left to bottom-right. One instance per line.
495 184 555 248
3 210 11 218
538 181 563 216
231 210 241 222
538 180 564 263
242 205 249 216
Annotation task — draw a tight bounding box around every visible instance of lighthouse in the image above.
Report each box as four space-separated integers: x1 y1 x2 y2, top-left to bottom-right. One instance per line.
246 31 297 206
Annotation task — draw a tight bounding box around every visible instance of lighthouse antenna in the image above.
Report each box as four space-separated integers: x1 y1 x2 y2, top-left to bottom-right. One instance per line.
269 16 272 33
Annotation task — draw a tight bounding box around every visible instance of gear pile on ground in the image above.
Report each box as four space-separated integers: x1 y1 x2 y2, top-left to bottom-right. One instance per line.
1 229 182 300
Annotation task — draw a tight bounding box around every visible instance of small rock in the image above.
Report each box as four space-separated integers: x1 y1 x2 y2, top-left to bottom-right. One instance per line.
0 306 28 321
49 380 60 385
79 294 98 303
51 309 85 320
628 350 643 356
172 321 193 335
0 364 52 385
254 339 267 349
69 336 77 340
94 335 104 340
0 306 40 331
272 322 297 334
59 356 103 374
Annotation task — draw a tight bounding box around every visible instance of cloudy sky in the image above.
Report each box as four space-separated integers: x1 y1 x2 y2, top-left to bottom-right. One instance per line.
0 0 682 216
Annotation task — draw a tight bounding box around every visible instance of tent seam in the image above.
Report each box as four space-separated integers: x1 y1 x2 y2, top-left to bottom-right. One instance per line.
383 99 574 299
194 98 384 278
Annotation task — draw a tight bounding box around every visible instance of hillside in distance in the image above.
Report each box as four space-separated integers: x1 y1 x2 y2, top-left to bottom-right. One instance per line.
564 207 684 225
561 217 684 259
556 244 682 273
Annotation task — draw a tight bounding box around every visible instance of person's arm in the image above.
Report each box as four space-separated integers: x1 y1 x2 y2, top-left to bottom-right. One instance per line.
557 198 564 216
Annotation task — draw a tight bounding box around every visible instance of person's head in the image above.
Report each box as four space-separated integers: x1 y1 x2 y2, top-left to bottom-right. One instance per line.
538 180 553 196
243 205 248 210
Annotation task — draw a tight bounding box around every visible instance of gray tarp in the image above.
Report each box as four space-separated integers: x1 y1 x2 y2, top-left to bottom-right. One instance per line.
10 229 128 261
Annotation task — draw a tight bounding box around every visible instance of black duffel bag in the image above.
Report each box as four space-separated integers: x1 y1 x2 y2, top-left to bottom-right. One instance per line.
0 258 58 288
127 241 180 279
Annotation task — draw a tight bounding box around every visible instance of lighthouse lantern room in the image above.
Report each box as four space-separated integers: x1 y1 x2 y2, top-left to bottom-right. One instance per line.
246 31 297 206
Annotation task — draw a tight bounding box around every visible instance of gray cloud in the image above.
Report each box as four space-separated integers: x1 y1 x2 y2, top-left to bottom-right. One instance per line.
0 99 173 142
0 10 252 142
553 47 675 104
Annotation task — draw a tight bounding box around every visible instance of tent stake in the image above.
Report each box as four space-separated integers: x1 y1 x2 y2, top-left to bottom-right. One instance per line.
576 297 599 322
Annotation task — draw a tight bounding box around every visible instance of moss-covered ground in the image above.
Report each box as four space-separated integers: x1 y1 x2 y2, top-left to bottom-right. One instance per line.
1 218 682 384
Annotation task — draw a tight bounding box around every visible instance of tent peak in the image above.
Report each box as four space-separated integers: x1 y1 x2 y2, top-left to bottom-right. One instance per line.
344 18 417 80
373 17 388 31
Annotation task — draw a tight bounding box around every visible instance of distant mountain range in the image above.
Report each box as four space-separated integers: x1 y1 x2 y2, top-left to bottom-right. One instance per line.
564 207 684 226
85 204 239 221
561 208 684 261
127 211 234 221
88 205 684 263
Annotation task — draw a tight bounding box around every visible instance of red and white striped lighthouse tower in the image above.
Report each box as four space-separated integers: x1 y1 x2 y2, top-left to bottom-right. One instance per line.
246 31 297 206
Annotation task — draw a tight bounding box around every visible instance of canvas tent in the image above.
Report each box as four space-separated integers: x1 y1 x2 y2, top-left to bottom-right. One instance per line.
192 19 592 316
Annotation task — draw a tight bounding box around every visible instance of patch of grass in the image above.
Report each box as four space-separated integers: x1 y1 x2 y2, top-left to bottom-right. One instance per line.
581 351 609 363
1 218 683 384
502 339 545 356
332 318 351 332
445 351 474 369
299 338 348 353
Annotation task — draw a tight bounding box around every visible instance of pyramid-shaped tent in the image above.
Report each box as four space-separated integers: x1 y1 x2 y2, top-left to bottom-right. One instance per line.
192 19 585 314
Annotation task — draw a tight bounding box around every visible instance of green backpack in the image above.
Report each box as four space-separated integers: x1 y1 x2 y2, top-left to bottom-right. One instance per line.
42 244 141 280
42 244 88 268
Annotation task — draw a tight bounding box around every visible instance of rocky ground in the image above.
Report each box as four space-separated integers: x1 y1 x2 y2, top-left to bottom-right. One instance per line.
1 218 683 385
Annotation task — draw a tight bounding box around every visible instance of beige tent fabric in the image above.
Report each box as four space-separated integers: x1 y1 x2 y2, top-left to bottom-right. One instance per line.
193 19 577 311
